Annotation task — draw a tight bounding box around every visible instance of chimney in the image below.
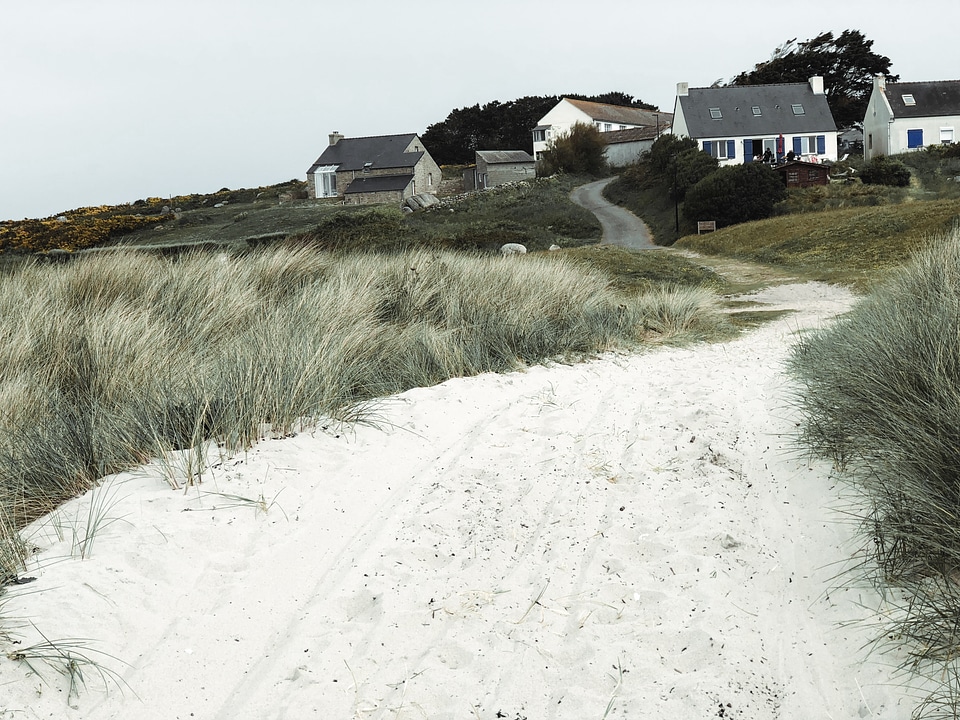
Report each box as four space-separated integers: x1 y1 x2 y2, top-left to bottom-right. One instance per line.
874 74 886 93
329 131 344 146
809 76 824 95
677 82 689 97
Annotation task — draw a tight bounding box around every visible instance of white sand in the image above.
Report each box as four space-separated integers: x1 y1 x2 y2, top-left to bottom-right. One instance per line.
0 282 916 719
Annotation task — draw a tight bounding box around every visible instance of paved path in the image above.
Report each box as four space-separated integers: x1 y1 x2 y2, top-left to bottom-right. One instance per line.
569 177 658 250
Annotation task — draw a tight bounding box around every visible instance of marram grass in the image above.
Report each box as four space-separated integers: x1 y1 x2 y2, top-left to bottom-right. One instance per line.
0 244 727 578
788 225 960 719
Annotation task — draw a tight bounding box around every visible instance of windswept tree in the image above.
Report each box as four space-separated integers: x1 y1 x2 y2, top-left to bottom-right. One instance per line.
729 30 898 129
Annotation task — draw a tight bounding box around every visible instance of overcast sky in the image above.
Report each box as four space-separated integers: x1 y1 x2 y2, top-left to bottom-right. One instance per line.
2 0 956 220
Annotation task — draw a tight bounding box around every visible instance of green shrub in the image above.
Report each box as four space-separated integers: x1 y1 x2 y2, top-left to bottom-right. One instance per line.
287 207 407 252
537 122 608 177
859 155 912 186
683 163 787 228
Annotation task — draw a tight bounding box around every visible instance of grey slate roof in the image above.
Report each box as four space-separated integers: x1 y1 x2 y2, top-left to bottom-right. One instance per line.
307 133 423 175
476 150 534 164
342 174 414 194
884 80 960 118
678 83 836 137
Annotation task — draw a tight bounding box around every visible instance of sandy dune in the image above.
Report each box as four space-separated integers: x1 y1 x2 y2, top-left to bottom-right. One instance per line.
0 282 915 719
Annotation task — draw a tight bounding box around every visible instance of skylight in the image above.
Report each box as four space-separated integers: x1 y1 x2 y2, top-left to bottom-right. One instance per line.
791 104 805 115
752 106 762 116
709 107 722 119
902 94 916 106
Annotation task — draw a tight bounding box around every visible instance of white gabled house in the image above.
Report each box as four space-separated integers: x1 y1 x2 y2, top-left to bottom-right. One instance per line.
531 98 670 162
863 76 960 160
671 77 839 165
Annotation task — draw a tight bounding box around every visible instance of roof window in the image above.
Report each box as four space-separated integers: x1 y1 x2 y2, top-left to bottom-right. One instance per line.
902 94 916 106
709 107 722 119
791 104 805 115
752 106 762 116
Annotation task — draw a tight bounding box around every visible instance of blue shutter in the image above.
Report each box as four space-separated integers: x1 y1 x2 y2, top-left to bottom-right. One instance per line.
703 140 712 155
908 129 923 148
744 139 754 160
793 137 802 155
727 140 736 160
816 135 826 154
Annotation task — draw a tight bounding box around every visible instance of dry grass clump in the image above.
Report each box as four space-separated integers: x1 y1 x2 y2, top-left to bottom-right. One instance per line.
787 226 960 716
0 245 726 578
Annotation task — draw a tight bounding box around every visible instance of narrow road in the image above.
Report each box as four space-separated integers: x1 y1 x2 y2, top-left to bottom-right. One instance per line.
569 177 658 250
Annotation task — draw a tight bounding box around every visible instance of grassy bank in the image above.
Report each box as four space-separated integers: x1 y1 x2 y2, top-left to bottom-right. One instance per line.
0 244 727 578
788 226 960 717
675 198 960 288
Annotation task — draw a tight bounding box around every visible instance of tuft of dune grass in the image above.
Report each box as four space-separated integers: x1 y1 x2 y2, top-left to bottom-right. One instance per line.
787 224 960 718
0 245 727 577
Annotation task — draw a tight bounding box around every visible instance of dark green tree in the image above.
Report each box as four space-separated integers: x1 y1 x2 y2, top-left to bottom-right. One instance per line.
683 163 787 228
729 30 898 129
537 122 608 177
422 93 658 165
637 135 718 200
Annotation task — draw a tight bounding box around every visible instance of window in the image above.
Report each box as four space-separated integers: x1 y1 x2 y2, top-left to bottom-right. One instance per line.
315 167 338 198
709 107 722 119
908 128 924 148
787 171 799 183
941 127 955 144
619 124 627 130
603 123 612 132
809 169 821 180
791 104 805 115
703 139 734 159
752 106 762 116
902 94 916 106
428 173 434 187
533 129 547 143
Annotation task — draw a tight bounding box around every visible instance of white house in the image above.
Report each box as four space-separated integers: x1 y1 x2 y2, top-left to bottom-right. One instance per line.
671 77 839 165
863 76 960 160
531 98 670 161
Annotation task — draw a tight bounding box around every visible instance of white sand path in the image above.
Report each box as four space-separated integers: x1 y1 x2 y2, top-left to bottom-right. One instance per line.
0 282 915 719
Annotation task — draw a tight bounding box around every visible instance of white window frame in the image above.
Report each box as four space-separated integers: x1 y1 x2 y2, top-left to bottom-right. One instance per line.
709 107 722 119
941 127 955 144
314 165 338 198
792 104 805 115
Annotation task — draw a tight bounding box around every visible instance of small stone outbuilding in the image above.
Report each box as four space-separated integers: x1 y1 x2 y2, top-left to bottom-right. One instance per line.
464 150 536 191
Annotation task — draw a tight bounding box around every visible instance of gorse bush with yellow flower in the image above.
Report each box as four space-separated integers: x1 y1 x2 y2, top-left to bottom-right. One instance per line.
0 213 168 253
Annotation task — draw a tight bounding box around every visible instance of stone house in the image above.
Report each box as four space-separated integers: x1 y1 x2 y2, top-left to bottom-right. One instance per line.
863 76 960 160
463 150 536 191
306 132 442 205
671 77 838 165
